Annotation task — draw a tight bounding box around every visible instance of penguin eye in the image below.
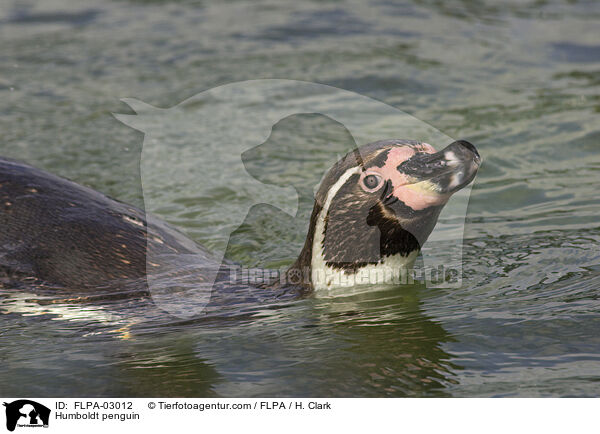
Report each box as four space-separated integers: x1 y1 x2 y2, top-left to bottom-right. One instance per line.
362 174 383 192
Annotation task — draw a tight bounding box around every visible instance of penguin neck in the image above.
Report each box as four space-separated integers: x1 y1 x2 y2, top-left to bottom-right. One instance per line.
286 197 421 292
287 165 362 289
286 201 321 290
286 176 426 292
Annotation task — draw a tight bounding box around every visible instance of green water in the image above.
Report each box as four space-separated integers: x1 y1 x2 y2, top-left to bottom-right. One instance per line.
1 0 599 397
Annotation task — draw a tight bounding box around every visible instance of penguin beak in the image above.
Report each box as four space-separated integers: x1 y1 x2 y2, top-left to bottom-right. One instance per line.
396 140 481 195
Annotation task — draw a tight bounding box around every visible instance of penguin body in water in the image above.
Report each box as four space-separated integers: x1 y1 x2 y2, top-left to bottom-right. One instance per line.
0 139 480 295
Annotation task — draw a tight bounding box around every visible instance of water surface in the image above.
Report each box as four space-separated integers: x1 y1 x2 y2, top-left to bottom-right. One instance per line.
1 0 599 397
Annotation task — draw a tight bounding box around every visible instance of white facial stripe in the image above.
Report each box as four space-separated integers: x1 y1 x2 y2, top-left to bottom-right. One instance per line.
311 166 362 290
310 165 419 292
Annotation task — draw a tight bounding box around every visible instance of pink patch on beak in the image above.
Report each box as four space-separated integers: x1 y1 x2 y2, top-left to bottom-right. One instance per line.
367 144 449 211
392 186 449 210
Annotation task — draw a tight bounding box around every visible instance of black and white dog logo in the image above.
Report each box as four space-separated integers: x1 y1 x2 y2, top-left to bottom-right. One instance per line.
3 400 50 432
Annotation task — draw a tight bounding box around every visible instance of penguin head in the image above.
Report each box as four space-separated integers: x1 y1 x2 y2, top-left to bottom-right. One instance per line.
291 139 481 291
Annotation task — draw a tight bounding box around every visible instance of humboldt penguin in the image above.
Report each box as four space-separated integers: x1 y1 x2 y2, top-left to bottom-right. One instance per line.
0 139 480 294
289 139 480 291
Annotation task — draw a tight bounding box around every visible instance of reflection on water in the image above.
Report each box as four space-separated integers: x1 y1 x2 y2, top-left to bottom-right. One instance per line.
308 287 459 397
1 0 600 397
1 281 457 397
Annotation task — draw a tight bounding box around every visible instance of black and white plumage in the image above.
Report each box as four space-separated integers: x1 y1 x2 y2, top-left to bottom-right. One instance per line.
0 139 480 295
289 139 480 291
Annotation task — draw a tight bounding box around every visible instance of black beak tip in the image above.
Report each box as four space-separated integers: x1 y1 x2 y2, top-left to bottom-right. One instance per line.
453 139 481 161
